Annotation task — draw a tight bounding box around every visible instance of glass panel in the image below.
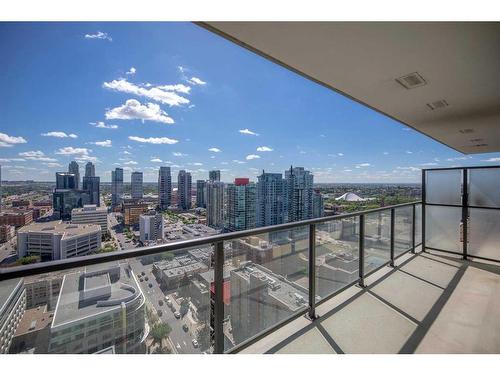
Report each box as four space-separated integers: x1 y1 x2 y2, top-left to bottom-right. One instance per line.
415 204 422 246
223 226 309 351
315 217 359 299
425 206 462 253
394 206 412 256
469 168 500 208
425 169 462 205
468 208 500 261
364 211 391 273
3 246 212 354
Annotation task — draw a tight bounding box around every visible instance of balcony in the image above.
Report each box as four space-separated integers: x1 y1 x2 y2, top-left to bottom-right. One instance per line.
1 167 499 354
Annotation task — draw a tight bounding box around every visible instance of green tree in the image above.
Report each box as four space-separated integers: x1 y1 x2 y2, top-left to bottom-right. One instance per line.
150 322 172 350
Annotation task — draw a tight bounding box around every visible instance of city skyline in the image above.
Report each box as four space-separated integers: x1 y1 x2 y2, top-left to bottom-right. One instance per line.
2 22 500 184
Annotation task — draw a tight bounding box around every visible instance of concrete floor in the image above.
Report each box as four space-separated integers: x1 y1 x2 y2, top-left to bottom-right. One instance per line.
241 251 500 354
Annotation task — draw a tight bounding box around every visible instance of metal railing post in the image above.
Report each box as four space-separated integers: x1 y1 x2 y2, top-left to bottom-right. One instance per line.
359 214 365 288
308 223 317 320
411 204 416 254
390 208 395 267
213 241 224 354
462 169 468 260
421 169 426 253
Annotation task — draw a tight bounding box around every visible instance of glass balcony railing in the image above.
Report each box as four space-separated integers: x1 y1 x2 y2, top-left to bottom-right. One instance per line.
0 202 422 354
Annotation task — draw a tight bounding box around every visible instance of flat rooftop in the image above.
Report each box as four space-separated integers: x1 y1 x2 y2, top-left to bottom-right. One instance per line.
18 220 101 239
240 251 500 353
52 263 142 328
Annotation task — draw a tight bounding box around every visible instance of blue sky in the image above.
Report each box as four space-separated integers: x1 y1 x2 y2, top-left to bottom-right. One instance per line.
1 22 499 183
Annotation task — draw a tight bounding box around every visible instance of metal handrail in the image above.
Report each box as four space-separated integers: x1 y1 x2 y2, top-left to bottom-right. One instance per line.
0 200 422 354
0 201 421 281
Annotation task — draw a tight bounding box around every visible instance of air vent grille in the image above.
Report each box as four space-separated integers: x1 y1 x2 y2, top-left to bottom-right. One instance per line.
459 129 474 134
426 99 449 110
396 72 427 89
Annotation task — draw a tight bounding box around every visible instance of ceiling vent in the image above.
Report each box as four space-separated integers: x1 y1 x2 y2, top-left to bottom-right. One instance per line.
459 128 474 134
396 72 427 89
426 99 449 110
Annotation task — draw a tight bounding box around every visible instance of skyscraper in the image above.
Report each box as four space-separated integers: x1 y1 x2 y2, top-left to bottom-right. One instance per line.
285 166 314 222
206 181 225 229
83 176 100 206
139 210 164 242
177 170 192 210
56 172 77 189
196 180 207 208
256 171 287 227
312 189 324 218
68 161 80 189
111 168 124 206
85 162 95 177
158 167 172 211
209 170 221 182
131 172 143 200
226 178 256 232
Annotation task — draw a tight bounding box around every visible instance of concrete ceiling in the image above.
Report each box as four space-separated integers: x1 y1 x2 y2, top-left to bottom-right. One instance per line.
200 22 500 154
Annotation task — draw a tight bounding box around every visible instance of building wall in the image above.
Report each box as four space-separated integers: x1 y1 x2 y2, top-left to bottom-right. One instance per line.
0 280 26 354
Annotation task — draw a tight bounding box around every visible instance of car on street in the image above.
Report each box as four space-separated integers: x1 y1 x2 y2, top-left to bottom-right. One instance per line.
166 300 172 308
192 339 199 348
157 310 163 317
145 276 149 281
141 271 145 276
182 324 189 332
158 300 164 306
174 312 181 319
139 278 143 282
148 283 153 288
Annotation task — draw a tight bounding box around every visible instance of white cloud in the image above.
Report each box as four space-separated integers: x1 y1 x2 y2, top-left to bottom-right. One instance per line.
19 150 57 162
124 161 138 165
482 157 500 162
91 140 112 147
208 147 221 153
239 128 259 136
41 131 77 138
246 154 260 160
103 79 189 107
232 160 246 164
396 166 420 172
150 158 163 163
0 132 27 147
188 77 206 85
55 147 91 156
172 152 187 157
75 155 99 163
355 163 371 168
0 158 25 162
156 84 191 95
126 67 136 75
122 151 131 155
446 156 471 161
406 150 413 154
189 162 203 166
383 152 389 155
343 169 353 172
256 146 273 152
84 31 112 41
105 99 175 124
337 153 344 156
90 121 118 129
128 136 178 145
43 162 63 168
420 162 438 166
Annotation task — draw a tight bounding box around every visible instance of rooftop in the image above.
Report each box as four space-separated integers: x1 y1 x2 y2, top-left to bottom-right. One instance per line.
18 221 101 239
51 262 142 328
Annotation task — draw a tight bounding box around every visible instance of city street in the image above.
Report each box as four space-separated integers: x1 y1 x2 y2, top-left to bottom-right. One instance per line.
127 257 203 354
0 237 17 265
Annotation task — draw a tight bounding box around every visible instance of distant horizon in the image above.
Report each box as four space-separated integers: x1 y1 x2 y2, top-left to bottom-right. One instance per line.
2 22 500 183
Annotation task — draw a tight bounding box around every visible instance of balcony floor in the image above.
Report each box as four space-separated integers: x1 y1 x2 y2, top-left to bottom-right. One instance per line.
241 250 500 354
